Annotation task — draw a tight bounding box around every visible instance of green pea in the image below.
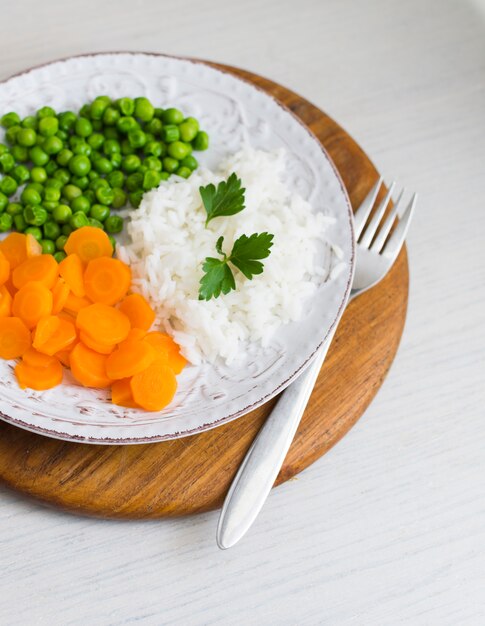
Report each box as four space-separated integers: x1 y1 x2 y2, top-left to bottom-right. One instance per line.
44 161 58 176
176 166 191 179
61 224 73 237
88 217 104 229
120 139 135 155
62 184 82 202
180 155 198 171
111 187 127 209
24 205 47 226
35 134 45 147
144 156 162 171
90 178 109 191
70 211 89 229
43 136 63 155
116 98 135 116
11 165 30 184
117 116 138 134
31 166 47 184
103 139 121 156
179 118 199 142
69 155 91 177
132 97 153 122
0 153 15 173
89 96 110 121
160 171 170 181
38 116 58 137
40 239 55 254
29 146 49 166
25 226 43 241
75 117 93 137
107 171 125 188
94 157 112 175
128 190 143 208
5 125 21 145
42 201 58 212
71 196 91 215
162 108 184 125
11 144 29 162
53 204 73 223
121 154 141 173
87 133 104 150
88 171 99 181
110 153 122 169
55 235 68 251
167 141 191 161
72 142 92 157
0 176 18 196
43 220 62 240
56 130 68 142
71 176 89 191
53 251 66 262
56 148 73 167
154 107 164 119
13 214 27 232
145 118 163 136
44 187 61 203
21 187 42 205
143 170 161 190
89 203 110 222
143 140 163 157
79 104 91 118
45 178 63 190
1 112 20 128
193 131 209 151
37 106 56 119
105 215 124 233
0 213 13 232
22 114 41 130
6 202 23 216
95 186 115 205
0 144 8 155
161 125 180 143
103 107 120 126
17 128 37 147
138 165 148 176
0 193 8 212
162 157 179 173
126 130 144 149
126 172 143 192
58 111 77 131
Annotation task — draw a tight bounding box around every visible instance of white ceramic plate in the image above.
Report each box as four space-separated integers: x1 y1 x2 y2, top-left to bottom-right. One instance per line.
0 53 354 444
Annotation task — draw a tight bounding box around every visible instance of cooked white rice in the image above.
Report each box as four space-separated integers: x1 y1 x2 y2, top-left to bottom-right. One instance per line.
117 147 335 364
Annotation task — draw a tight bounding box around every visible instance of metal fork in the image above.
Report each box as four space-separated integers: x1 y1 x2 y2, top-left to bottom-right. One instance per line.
217 178 417 549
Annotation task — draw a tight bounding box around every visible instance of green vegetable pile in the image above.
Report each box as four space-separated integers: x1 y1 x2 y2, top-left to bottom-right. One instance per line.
0 97 209 261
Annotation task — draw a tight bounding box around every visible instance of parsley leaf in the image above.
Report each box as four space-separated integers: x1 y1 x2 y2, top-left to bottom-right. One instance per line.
198 233 274 300
199 173 245 227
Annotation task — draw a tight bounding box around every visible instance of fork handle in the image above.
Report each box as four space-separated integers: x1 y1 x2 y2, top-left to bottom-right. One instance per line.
216 333 334 549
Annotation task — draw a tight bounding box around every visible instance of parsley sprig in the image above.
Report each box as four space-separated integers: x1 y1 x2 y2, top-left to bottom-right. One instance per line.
199 173 245 227
199 233 274 301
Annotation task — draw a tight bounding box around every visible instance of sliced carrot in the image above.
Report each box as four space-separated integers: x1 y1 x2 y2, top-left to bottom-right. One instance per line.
0 285 12 318
33 315 77 356
63 292 92 315
0 251 10 286
111 378 139 409
56 349 72 368
80 331 115 355
106 340 156 380
0 233 40 269
58 253 85 297
119 293 155 331
15 359 63 391
52 277 70 314
84 257 131 306
64 226 113 263
130 359 177 411
12 282 53 329
0 317 32 359
70 342 112 388
12 254 58 290
23 347 57 369
76 303 130 345
144 331 188 374
120 328 147 344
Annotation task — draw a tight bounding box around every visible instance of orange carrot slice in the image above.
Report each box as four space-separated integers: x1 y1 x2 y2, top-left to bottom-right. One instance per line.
111 378 139 409
12 254 58 290
23 347 58 369
76 303 130 345
52 277 70 314
70 342 112 388
120 328 147 344
130 359 177 411
0 233 41 269
33 315 77 356
56 349 71 368
119 293 155 331
0 251 10 286
63 292 92 315
0 317 32 359
106 340 156 380
0 285 12 318
64 226 113 263
84 257 131 306
58 253 85 297
79 331 115 355
32 315 60 348
12 282 53 329
144 332 188 374
15 359 63 390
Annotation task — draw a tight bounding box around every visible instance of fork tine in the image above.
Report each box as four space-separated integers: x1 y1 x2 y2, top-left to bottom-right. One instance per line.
382 193 418 259
370 187 404 253
359 182 396 248
353 177 382 239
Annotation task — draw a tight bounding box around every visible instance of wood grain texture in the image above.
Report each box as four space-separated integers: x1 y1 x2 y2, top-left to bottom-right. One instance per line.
0 63 408 518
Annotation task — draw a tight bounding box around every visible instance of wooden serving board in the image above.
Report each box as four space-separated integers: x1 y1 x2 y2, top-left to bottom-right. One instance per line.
0 62 409 518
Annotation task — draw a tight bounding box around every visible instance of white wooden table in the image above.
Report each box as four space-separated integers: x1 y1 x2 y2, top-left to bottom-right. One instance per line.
1 0 485 623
